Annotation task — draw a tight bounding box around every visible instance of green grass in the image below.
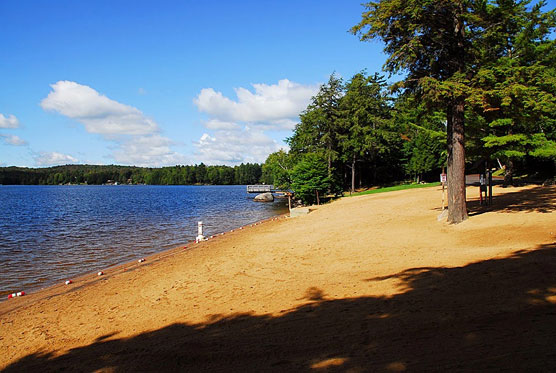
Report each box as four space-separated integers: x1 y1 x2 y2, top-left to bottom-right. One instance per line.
345 182 441 197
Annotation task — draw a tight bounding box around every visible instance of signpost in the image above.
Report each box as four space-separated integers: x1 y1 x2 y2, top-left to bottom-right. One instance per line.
440 172 447 210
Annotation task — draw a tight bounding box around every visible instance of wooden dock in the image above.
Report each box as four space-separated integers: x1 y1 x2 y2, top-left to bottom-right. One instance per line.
246 185 274 193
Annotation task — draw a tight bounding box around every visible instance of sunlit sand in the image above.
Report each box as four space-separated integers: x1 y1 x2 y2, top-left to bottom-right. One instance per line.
1 185 555 371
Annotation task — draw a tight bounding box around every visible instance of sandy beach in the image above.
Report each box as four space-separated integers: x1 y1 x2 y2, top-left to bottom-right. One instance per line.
1 184 555 372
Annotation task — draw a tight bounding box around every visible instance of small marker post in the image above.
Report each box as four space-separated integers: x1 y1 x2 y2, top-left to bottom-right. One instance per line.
196 221 205 243
440 171 447 210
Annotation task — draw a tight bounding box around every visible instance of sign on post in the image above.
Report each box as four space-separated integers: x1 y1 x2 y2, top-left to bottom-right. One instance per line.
440 173 447 210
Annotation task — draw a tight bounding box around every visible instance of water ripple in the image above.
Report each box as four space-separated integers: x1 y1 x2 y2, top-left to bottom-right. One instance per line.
0 185 287 297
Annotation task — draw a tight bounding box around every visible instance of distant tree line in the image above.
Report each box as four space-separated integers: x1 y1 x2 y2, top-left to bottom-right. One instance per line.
0 163 263 186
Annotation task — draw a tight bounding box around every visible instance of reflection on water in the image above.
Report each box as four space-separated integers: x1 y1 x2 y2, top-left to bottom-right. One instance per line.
0 185 288 297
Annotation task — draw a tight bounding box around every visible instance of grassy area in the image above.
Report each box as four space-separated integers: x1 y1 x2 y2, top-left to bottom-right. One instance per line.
345 182 441 197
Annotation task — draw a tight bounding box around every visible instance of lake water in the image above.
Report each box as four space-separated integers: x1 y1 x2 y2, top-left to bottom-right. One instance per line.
0 185 288 297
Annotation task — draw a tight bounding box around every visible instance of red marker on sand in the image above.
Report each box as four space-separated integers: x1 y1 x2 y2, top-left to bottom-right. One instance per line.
7 291 25 299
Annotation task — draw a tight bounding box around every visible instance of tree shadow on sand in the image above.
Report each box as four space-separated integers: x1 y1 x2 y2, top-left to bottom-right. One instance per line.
467 185 556 216
4 244 556 372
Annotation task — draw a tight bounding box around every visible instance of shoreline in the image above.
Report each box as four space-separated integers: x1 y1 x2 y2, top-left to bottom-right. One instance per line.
0 184 289 299
1 184 555 371
0 211 290 313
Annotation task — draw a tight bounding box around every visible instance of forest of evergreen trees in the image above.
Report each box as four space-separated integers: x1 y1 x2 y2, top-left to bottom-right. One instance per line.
0 163 263 186
260 0 556 211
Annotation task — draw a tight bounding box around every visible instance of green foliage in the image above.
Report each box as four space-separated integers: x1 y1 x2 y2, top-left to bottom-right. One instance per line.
288 74 344 173
290 153 331 205
261 150 296 190
338 72 398 189
264 1 556 201
395 95 447 180
404 131 446 179
264 72 445 203
466 0 556 182
0 163 263 185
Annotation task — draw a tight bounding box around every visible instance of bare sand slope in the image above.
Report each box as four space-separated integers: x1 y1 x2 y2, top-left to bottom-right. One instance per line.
1 185 555 372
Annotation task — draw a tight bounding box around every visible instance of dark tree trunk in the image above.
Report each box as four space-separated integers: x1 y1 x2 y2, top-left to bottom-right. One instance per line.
504 159 514 186
351 154 356 193
447 97 468 224
445 9 468 224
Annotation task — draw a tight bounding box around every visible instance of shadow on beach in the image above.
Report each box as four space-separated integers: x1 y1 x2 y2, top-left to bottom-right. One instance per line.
467 185 556 216
3 242 555 372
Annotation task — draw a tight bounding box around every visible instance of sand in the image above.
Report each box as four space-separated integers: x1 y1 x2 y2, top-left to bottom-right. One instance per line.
1 184 555 372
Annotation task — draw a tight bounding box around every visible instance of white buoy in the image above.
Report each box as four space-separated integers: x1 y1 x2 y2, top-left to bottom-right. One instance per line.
196 221 205 243
98 271 104 276
65 280 72 285
138 258 145 263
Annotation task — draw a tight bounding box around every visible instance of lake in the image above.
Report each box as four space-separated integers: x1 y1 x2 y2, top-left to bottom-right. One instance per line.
0 185 288 297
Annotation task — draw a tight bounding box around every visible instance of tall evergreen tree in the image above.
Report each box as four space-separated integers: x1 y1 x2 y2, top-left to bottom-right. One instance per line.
290 153 331 205
288 73 344 179
351 0 489 223
468 0 556 184
395 95 447 182
338 72 392 192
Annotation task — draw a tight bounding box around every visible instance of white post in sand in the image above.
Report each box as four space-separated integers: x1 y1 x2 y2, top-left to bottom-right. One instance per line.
196 221 205 243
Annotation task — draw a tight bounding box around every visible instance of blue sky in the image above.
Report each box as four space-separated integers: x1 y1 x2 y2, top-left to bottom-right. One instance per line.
1 1 554 167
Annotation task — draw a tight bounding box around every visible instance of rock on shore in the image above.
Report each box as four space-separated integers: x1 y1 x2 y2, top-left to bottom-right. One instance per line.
254 192 274 202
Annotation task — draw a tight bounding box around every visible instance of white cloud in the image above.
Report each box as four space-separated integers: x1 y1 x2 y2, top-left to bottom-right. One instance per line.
34 151 78 166
40 81 187 167
112 135 188 167
194 128 283 165
0 134 27 146
194 79 318 129
41 81 158 136
0 113 20 128
193 79 317 165
203 119 239 130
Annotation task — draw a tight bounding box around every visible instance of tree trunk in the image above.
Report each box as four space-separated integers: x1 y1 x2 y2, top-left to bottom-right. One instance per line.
447 98 468 224
351 154 356 193
316 190 320 205
445 8 468 224
504 159 514 186
327 145 332 178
